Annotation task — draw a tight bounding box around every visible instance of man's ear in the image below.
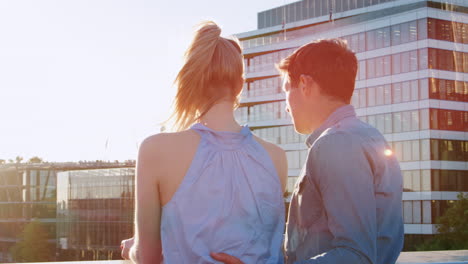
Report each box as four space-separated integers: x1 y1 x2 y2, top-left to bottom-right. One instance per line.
299 74 314 96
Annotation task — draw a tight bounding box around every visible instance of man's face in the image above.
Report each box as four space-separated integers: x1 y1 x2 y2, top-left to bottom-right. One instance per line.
282 75 310 134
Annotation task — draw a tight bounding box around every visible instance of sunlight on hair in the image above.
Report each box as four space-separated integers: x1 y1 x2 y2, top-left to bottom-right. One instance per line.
384 149 393 157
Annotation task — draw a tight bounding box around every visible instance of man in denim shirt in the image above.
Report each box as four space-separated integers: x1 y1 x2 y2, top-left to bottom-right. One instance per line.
212 39 404 264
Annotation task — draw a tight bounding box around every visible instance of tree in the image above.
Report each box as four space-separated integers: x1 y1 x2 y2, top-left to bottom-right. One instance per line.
28 156 44 163
416 193 468 250
15 156 23 164
10 220 54 262
0 159 5 164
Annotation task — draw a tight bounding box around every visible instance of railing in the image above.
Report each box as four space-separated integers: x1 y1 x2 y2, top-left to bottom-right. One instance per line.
9 250 468 264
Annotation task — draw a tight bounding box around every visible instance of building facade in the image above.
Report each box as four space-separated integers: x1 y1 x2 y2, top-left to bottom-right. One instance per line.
0 161 135 262
56 168 135 260
234 0 467 249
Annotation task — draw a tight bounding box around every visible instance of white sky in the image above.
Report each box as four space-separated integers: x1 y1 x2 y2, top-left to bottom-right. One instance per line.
0 0 296 162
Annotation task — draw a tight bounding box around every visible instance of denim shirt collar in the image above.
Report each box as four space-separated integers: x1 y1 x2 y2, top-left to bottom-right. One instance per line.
305 104 357 148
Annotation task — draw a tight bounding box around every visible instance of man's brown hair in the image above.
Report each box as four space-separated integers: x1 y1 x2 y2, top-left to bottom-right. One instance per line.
277 39 358 103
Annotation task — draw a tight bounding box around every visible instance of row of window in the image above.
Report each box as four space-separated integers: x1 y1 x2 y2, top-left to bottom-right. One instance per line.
26 170 57 187
352 79 428 108
245 49 293 73
239 103 466 134
0 203 56 219
395 139 467 162
283 139 467 168
429 78 467 102
429 48 468 73
241 76 283 98
351 78 467 109
248 15 467 53
247 47 467 88
242 75 467 108
403 169 468 192
428 17 468 44
403 199 459 225
358 48 468 81
235 101 289 124
403 200 431 224
252 125 308 145
60 222 133 248
258 0 396 29
0 222 55 239
359 108 467 135
284 172 464 221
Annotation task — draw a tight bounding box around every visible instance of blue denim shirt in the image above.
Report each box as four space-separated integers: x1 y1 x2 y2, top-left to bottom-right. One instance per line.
284 105 404 264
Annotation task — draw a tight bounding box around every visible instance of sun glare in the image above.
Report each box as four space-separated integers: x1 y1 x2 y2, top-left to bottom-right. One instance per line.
384 149 393 157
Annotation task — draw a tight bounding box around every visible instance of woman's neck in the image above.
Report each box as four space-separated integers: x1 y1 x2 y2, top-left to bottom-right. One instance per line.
198 101 242 132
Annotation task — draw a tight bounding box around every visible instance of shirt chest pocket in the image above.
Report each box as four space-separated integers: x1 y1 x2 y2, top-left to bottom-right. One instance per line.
293 175 323 228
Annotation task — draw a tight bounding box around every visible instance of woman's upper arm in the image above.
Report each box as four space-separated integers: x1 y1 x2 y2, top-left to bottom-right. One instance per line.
276 147 288 194
131 135 164 263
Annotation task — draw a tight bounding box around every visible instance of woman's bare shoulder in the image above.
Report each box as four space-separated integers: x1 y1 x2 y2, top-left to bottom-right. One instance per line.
139 130 200 160
252 135 285 158
252 135 287 191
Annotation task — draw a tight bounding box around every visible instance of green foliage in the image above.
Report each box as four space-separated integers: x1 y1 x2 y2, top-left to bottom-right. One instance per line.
416 193 468 250
28 156 44 163
10 219 54 262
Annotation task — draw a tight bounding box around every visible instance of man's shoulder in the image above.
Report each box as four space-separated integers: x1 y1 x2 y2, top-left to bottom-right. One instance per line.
315 118 386 149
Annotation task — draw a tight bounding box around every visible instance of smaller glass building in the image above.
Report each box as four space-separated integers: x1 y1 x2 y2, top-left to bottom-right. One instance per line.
56 168 135 260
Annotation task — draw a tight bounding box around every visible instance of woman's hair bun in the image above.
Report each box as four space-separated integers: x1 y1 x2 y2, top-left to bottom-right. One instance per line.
195 21 221 39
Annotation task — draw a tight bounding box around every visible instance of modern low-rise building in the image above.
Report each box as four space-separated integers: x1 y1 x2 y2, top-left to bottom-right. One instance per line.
0 161 135 262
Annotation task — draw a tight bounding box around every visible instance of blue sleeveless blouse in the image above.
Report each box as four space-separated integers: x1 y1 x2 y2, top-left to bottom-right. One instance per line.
160 123 285 264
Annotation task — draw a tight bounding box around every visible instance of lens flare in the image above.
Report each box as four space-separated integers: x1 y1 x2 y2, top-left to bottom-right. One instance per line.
384 149 393 156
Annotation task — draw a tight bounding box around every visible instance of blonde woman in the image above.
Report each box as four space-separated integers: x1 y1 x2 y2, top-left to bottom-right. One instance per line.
121 21 287 264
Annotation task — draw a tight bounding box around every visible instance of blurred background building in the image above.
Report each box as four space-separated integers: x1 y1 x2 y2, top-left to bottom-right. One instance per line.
234 0 467 250
0 161 135 262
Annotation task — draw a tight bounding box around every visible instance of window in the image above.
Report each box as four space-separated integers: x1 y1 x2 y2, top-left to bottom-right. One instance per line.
403 201 412 223
384 84 392 104
412 140 420 161
366 30 376 51
401 22 410 43
401 51 410 73
410 80 419 101
419 79 429 99
393 112 402 133
418 18 428 40
421 170 431 191
409 20 418 42
367 58 376 79
376 86 384 105
391 24 401 46
359 88 367 108
367 86 376 106
392 83 402 103
402 81 411 102
384 113 393 134
359 60 366 80
413 201 422 223
383 55 391 76
392 53 401 74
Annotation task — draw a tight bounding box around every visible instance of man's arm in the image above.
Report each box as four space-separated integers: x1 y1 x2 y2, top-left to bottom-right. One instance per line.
299 132 377 264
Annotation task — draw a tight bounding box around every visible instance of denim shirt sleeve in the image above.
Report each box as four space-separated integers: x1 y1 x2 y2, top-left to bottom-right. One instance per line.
296 132 376 264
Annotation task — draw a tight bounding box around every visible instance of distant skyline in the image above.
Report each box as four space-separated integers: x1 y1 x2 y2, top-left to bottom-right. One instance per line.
0 0 296 162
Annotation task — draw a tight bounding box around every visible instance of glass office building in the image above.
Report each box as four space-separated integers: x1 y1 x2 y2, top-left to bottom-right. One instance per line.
0 165 58 262
0 161 135 262
56 168 135 260
234 0 467 248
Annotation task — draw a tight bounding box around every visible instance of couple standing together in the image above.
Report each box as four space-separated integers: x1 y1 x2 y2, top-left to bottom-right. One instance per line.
121 21 404 264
